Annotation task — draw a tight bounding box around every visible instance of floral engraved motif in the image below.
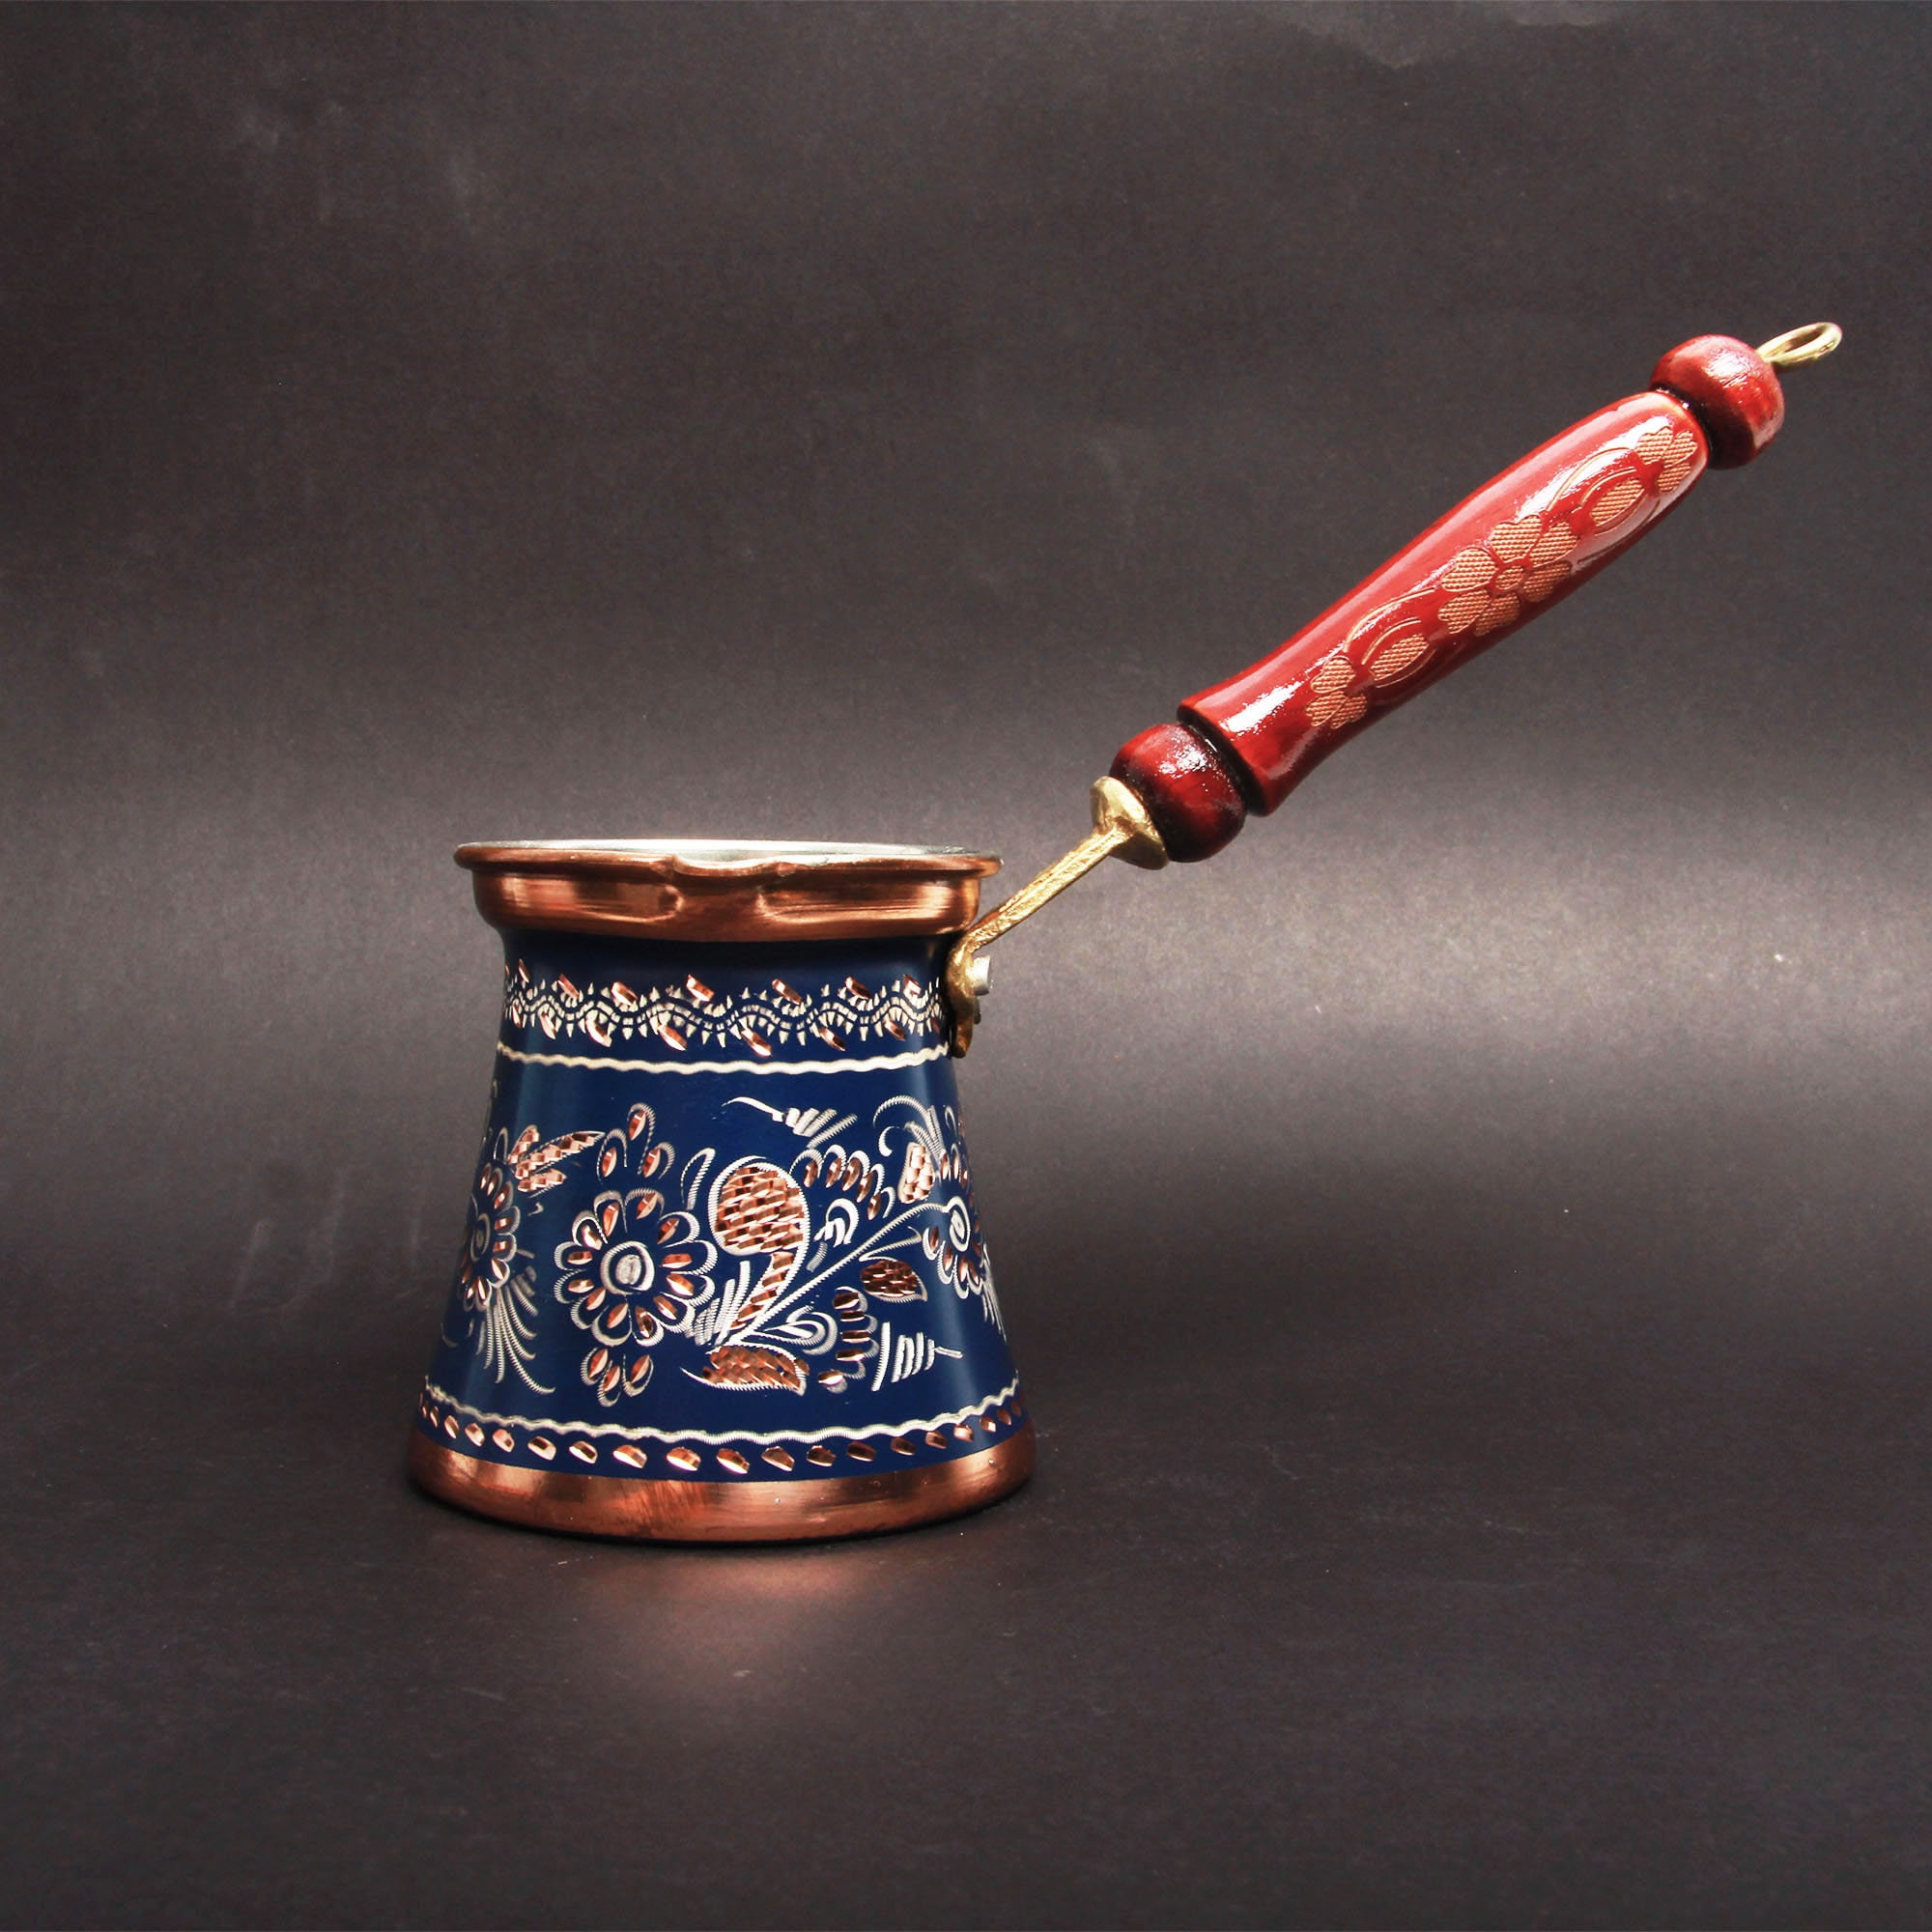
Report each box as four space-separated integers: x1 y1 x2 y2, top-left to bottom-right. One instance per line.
554 1102 718 1405
457 1138 524 1315
503 965 946 1057
454 1093 1006 1409
1435 513 1578 639
1305 655 1368 731
1321 410 1706 741
451 1124 601 1390
1637 418 1701 497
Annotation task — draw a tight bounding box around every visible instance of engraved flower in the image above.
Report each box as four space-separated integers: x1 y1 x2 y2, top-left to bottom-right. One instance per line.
1304 512 1582 738
457 1143 522 1314
555 1103 718 1405
1436 514 1580 640
1293 412 1707 746
916 1198 993 1303
455 1123 598 1311
1304 653 1371 730
1636 418 1702 498
452 1123 598 1389
1433 417 1697 644
882 1101 996 1321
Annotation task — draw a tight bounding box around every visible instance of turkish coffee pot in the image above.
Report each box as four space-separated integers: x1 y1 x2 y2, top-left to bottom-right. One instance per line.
412 326 1840 1542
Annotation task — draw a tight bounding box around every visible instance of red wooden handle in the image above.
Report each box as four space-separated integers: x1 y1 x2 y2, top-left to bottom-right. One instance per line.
1110 335 1789 861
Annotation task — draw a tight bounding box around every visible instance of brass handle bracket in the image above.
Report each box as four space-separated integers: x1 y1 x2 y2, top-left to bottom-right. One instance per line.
943 776 1168 1055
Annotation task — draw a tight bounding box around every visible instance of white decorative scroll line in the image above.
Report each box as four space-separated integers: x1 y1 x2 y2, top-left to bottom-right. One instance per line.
496 1042 950 1077
424 1375 1021 1449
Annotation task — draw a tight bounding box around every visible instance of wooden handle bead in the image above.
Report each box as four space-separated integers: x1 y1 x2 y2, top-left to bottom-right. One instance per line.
1108 336 1787 852
1109 721 1249 864
1650 335 1784 468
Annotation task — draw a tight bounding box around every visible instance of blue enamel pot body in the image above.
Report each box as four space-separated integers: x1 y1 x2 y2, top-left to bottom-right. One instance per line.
410 841 1030 1541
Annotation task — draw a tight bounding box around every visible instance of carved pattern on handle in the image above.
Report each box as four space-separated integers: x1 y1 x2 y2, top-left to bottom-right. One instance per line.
948 329 1833 1050
1321 413 1698 723
1182 395 1710 811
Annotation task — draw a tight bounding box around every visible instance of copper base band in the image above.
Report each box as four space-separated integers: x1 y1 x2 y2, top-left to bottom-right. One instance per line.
409 1424 1034 1543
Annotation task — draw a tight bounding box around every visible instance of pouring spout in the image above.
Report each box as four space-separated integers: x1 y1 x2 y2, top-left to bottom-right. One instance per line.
942 777 1167 1055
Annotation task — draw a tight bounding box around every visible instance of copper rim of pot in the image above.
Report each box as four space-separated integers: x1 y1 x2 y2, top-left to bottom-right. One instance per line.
457 839 1002 944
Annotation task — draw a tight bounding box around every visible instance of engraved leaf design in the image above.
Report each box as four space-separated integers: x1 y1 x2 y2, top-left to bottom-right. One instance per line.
710 1159 809 1294
513 1129 600 1189
697 1344 809 1394
1365 628 1430 686
898 1140 936 1204
1587 475 1645 529
860 1257 927 1302
1657 428 1700 496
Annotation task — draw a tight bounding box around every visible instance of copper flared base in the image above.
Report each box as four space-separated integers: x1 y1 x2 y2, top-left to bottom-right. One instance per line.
408 1423 1034 1543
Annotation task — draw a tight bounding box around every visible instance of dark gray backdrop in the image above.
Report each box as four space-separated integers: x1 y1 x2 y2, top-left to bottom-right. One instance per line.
4 5 1929 1926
